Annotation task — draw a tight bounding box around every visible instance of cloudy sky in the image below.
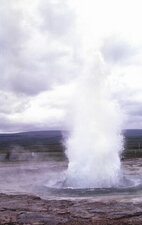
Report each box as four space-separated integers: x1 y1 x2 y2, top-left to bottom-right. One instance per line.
0 0 142 132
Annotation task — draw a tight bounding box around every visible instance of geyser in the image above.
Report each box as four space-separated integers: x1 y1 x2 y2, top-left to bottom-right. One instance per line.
65 55 124 188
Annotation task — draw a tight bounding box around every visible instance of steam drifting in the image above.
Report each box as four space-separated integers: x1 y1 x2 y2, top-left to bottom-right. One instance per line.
65 55 124 188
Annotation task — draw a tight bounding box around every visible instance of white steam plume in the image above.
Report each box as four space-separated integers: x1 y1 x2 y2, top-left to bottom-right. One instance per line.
65 54 124 188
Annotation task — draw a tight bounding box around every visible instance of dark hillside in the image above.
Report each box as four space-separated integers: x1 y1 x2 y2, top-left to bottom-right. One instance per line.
124 129 142 137
0 130 142 160
0 130 64 154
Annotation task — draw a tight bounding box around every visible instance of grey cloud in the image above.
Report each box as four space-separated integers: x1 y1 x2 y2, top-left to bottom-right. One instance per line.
0 91 29 114
0 113 63 133
0 115 35 133
0 115 14 132
11 52 77 95
0 115 33 133
39 0 75 38
0 2 23 90
102 36 136 64
124 101 142 117
0 0 79 132
1 1 141 132
0 0 78 96
126 114 142 129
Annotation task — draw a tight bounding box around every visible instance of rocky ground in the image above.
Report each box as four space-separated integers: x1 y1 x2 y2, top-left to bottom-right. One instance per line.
0 193 142 225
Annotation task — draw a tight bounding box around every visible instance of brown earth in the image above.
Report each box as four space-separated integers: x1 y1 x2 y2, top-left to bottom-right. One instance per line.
0 193 142 224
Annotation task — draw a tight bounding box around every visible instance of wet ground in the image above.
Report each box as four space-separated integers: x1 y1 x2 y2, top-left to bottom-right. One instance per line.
0 158 142 201
0 158 142 224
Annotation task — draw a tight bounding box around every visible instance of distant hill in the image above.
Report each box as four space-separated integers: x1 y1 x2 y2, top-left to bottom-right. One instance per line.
0 130 64 153
0 130 62 138
0 130 142 159
0 129 142 152
0 129 141 138
124 129 142 137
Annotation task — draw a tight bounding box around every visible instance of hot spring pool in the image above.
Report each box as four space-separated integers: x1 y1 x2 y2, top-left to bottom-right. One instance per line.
0 158 142 202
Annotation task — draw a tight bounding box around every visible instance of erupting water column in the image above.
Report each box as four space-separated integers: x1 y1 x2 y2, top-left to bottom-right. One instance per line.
65 55 124 188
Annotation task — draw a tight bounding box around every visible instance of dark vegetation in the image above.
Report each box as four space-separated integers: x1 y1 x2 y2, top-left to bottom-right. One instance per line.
0 129 142 161
123 129 142 158
0 130 65 161
0 130 63 152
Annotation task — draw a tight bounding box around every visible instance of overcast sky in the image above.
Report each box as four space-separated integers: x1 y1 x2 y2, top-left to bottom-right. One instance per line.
0 0 142 132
